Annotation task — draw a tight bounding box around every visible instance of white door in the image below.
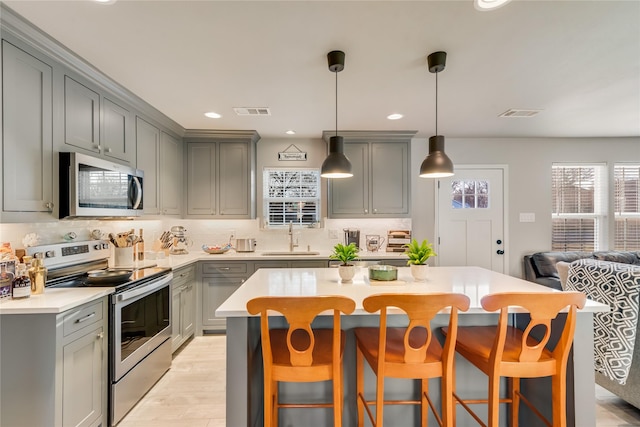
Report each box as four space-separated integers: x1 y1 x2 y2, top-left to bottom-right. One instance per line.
436 167 507 273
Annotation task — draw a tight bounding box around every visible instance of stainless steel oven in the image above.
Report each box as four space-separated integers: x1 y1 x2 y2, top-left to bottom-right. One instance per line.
111 272 172 425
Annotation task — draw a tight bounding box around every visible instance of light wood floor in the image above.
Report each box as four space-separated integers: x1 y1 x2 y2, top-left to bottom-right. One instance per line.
119 336 640 426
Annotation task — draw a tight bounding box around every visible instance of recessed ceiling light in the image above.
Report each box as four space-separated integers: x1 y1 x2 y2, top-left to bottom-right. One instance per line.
285 130 296 135
387 114 403 120
475 0 512 11
94 0 117 4
204 112 221 119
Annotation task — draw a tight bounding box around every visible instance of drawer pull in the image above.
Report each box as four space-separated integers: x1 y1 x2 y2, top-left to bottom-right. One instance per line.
75 312 96 324
218 267 231 271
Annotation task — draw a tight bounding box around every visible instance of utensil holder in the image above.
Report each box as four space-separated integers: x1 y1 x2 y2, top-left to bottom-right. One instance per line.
114 247 134 268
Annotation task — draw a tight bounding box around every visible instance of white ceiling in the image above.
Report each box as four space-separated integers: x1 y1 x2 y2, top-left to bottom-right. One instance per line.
4 0 640 139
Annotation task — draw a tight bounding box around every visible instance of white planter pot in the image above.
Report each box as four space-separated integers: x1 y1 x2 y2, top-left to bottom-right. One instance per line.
410 264 428 282
338 265 356 283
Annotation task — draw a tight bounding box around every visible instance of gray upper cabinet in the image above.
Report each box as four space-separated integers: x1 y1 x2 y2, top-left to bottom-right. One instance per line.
1 40 54 216
64 75 100 153
136 117 161 215
160 131 182 216
136 117 182 216
328 142 369 216
102 97 134 164
327 131 415 218
184 130 259 219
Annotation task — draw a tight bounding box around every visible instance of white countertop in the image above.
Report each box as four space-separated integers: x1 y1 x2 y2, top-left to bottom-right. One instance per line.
0 287 114 314
0 251 406 314
215 266 609 317
159 249 409 270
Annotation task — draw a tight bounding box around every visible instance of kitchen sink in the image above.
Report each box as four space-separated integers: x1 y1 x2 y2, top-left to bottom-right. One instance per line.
261 251 321 256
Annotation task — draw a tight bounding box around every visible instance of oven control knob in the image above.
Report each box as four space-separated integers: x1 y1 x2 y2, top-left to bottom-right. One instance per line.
94 244 101 251
45 250 55 258
102 243 110 250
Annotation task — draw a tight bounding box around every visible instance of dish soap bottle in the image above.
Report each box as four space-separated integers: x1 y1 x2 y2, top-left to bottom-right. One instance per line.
12 263 31 299
28 254 47 295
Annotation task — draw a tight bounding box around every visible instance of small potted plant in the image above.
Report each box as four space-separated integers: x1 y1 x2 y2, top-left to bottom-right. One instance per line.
330 242 359 283
404 238 436 281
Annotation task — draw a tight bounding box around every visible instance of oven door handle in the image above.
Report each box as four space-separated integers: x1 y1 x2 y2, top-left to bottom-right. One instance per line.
115 274 173 303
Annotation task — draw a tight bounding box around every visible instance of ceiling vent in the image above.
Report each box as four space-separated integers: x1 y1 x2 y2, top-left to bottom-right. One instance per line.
499 109 542 118
233 107 271 116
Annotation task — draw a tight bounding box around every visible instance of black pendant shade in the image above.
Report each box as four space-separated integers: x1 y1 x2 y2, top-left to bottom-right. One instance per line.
420 51 454 178
321 50 353 178
321 136 353 178
419 135 454 178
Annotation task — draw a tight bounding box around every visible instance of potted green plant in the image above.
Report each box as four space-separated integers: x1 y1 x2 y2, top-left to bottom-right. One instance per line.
330 242 359 283
404 238 436 281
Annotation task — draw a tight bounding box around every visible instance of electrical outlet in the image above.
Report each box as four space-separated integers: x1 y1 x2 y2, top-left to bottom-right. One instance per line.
329 229 339 239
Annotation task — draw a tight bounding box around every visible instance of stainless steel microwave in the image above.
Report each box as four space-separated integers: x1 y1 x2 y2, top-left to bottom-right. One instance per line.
59 152 143 218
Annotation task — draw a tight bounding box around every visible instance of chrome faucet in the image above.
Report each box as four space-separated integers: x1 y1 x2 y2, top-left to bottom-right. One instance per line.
289 222 299 252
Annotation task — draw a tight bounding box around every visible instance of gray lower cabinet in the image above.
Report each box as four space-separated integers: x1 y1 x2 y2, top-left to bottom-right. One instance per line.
201 259 329 332
172 264 196 353
201 261 252 331
254 260 329 269
0 297 108 427
136 117 182 216
1 39 54 216
327 131 414 218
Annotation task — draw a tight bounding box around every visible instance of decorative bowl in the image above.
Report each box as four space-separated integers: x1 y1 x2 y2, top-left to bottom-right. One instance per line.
202 244 232 254
368 265 398 281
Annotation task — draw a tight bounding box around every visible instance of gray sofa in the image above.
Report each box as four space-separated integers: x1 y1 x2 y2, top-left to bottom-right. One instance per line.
523 251 640 409
523 250 640 290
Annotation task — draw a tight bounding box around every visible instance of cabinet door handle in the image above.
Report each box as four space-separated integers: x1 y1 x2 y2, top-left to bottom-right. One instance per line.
97 332 104 340
373 209 378 213
75 312 96 324
106 147 112 153
45 202 54 210
364 209 368 214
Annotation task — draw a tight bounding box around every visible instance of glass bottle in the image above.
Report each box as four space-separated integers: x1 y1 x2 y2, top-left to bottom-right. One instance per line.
12 263 31 299
137 228 145 261
0 263 15 299
28 255 47 295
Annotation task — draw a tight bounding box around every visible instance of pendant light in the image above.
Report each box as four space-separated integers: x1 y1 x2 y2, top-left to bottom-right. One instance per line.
420 51 454 178
321 50 353 178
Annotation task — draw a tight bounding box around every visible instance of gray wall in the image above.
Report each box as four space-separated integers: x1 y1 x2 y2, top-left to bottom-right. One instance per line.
411 136 640 278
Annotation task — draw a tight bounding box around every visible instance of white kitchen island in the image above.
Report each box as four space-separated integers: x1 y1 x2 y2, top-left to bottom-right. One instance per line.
215 266 608 427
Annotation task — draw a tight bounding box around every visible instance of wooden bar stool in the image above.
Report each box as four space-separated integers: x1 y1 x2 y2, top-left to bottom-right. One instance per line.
353 293 471 427
444 291 586 427
246 295 355 427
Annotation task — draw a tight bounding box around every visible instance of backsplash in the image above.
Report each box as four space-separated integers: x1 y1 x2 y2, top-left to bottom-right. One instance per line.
0 218 411 255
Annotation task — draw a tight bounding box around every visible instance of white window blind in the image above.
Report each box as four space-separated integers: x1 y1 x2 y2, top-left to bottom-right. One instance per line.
614 164 640 250
263 168 320 227
551 164 607 251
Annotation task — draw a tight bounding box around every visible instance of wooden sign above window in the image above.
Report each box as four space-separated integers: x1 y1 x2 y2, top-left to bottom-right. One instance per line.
278 144 307 161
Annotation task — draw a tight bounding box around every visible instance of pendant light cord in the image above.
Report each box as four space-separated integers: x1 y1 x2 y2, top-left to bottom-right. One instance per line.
335 70 338 137
435 71 438 136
